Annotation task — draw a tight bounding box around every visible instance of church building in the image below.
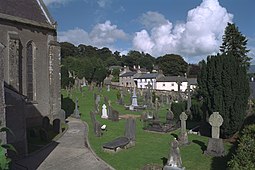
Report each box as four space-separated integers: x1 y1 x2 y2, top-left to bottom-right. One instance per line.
0 0 61 155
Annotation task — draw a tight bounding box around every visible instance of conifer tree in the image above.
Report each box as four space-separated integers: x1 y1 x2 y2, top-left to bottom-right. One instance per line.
198 23 250 137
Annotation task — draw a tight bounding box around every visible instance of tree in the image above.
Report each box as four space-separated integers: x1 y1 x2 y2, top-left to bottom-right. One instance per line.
220 23 251 69
156 54 188 76
228 124 255 170
198 23 250 137
60 42 78 58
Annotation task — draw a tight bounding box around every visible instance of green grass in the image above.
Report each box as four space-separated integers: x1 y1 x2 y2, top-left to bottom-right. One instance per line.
62 87 233 170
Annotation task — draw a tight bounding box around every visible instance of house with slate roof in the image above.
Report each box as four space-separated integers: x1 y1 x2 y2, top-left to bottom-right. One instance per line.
134 73 164 89
156 76 197 92
0 0 61 155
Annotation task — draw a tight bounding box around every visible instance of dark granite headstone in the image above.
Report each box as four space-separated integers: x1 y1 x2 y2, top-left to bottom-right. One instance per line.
124 118 136 141
29 128 37 138
39 128 49 142
42 116 50 130
94 121 102 137
111 109 119 122
53 119 61 134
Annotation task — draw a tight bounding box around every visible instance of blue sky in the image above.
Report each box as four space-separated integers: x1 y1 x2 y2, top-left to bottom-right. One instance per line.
43 0 255 64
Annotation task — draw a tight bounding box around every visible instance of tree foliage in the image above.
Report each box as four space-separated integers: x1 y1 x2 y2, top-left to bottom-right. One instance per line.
220 23 251 69
156 54 188 76
228 124 255 170
198 23 250 138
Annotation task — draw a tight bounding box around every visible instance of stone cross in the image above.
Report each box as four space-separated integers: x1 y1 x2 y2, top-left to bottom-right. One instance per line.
209 112 223 139
179 112 188 134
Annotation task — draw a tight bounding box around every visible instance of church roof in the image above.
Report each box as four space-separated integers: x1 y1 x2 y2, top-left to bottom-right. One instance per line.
0 0 56 29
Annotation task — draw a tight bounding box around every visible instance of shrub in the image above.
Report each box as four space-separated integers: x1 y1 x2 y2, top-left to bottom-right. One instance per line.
228 124 255 170
171 101 186 118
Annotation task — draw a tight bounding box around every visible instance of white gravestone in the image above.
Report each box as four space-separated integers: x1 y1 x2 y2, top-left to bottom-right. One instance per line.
101 104 108 119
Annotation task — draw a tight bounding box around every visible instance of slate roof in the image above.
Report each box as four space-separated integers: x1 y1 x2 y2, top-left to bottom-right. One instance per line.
0 0 55 26
188 78 197 85
119 72 137 77
157 76 187 82
135 73 162 79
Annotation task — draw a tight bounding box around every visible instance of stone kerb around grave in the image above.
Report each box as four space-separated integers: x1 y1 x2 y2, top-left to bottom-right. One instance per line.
204 112 225 157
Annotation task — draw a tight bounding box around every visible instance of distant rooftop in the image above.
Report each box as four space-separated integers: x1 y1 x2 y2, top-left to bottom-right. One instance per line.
157 76 187 82
136 73 162 79
119 72 137 77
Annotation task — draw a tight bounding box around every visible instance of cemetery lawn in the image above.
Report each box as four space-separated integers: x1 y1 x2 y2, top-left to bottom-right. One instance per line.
62 87 233 170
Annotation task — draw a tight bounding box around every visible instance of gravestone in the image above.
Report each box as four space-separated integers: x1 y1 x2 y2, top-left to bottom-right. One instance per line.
101 104 108 119
205 112 225 156
58 109 66 123
178 112 189 145
131 87 138 107
124 118 136 142
53 119 61 134
42 116 50 130
39 128 49 142
166 105 174 125
107 85 110 92
107 100 113 119
111 110 119 122
163 138 185 170
29 128 37 138
73 97 80 118
94 121 102 137
90 111 96 125
104 96 109 105
119 90 124 105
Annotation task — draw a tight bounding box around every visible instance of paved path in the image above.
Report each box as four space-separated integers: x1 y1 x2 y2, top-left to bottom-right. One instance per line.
13 118 113 170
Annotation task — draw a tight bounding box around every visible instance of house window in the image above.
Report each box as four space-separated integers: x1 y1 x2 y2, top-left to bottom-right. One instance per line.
26 41 35 101
145 79 147 82
140 85 142 88
171 83 174 86
163 83 165 87
140 79 142 82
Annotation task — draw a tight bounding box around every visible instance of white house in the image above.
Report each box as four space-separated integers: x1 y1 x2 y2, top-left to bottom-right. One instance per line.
134 73 164 89
156 76 197 92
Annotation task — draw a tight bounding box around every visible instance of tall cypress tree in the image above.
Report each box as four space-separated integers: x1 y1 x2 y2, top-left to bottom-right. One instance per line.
198 23 250 138
220 22 251 69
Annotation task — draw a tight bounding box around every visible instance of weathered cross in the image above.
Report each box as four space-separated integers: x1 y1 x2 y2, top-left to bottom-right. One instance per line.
179 112 188 134
209 112 223 139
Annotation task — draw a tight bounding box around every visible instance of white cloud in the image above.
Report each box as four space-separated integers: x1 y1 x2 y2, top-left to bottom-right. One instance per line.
139 11 169 30
43 0 72 6
97 0 111 8
133 0 233 60
58 21 127 48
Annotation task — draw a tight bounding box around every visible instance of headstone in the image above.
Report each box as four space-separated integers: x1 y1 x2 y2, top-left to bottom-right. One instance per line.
205 112 225 156
94 121 102 137
42 116 50 130
104 96 109 104
101 104 108 119
163 138 185 170
131 87 138 107
107 85 110 92
178 112 189 145
29 128 37 138
119 90 124 105
166 105 174 125
39 128 49 142
108 105 113 120
111 109 119 122
124 118 136 142
90 111 96 125
73 97 80 118
53 119 61 134
58 109 66 123
209 112 223 139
